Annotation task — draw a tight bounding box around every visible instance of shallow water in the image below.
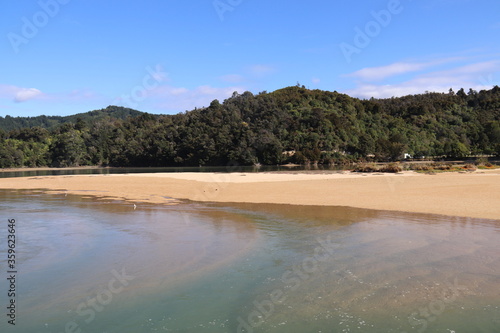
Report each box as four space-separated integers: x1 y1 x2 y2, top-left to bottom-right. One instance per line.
0 165 347 179
0 190 499 332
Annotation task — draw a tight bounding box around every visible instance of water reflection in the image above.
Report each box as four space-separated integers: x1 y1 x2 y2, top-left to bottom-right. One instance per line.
0 190 498 332
0 164 348 179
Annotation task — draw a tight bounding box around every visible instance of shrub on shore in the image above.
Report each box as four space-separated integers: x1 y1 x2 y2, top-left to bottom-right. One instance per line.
475 157 489 166
475 157 496 168
353 163 402 173
431 163 453 171
353 163 379 173
354 160 498 173
463 164 477 171
412 164 432 171
379 163 403 173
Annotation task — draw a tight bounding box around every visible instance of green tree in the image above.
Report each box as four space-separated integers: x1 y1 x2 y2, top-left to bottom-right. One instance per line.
51 129 87 167
445 141 469 158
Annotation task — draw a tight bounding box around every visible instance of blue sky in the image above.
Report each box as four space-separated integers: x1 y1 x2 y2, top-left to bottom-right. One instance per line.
1 0 499 117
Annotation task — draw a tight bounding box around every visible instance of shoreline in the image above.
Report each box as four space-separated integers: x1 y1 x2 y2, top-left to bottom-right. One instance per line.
1 170 499 220
0 166 108 173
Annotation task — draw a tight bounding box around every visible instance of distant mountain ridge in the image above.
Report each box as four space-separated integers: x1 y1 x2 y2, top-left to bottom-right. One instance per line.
0 106 148 131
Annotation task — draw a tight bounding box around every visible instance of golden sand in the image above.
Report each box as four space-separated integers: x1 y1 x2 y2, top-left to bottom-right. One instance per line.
1 169 499 220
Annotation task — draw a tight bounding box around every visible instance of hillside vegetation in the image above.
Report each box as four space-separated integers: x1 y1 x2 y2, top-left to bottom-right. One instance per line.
0 106 147 132
0 86 499 168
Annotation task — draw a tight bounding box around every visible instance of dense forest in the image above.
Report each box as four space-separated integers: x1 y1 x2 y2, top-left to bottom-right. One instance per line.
0 86 499 168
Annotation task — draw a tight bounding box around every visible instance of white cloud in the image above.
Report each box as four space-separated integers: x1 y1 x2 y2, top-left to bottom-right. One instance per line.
345 57 463 81
312 78 321 85
346 62 432 81
15 88 43 102
345 59 500 99
0 85 44 103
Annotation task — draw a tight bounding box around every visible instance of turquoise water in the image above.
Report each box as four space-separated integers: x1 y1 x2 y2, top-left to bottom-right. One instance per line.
0 190 499 332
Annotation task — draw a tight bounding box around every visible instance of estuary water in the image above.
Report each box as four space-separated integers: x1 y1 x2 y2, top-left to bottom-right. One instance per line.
0 165 345 179
0 189 499 332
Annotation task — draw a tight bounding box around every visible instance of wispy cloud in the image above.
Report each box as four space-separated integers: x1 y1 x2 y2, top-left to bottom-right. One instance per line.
0 84 109 111
220 64 277 84
14 88 43 102
248 64 276 77
220 74 245 83
345 59 500 99
65 89 99 101
0 85 45 103
345 58 462 81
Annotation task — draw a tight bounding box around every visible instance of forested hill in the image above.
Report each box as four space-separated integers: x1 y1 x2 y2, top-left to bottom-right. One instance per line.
0 106 147 132
0 86 499 168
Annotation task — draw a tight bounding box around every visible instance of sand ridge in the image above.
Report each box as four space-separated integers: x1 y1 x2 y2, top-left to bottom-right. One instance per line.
1 170 499 220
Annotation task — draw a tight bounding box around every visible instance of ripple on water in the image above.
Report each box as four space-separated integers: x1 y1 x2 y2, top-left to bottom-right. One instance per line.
0 191 499 332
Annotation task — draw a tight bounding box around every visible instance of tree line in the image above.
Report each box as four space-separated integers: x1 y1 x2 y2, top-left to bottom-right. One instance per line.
0 106 144 132
1 86 499 168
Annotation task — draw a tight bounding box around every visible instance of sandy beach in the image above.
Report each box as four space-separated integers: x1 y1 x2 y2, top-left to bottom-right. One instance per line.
1 170 500 220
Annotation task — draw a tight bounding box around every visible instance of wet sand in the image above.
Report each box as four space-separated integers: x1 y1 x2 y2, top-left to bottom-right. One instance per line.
1 169 499 220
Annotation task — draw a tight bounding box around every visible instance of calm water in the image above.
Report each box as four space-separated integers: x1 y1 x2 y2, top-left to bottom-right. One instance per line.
0 165 347 179
0 190 499 332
